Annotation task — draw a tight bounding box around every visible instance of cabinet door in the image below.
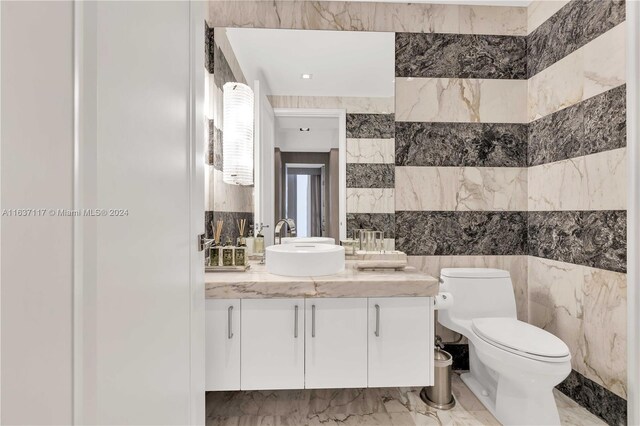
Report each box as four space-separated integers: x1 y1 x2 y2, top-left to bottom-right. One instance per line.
368 297 433 387
241 298 304 390
305 298 367 389
205 299 240 391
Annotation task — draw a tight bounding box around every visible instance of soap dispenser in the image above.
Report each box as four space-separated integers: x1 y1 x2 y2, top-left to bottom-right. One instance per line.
254 224 265 254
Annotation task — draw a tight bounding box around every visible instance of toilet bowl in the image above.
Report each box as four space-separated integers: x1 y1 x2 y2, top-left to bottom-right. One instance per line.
438 268 571 426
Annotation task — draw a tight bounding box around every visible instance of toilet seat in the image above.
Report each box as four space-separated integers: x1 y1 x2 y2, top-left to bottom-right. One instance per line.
472 317 570 363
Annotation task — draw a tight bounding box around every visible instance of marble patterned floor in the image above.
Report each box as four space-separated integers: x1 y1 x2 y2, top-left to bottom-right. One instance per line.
206 373 605 425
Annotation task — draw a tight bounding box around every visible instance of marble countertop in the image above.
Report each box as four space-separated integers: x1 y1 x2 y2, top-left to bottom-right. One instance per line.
205 261 438 299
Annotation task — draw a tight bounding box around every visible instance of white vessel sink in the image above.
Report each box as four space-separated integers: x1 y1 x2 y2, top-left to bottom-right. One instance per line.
266 244 345 277
280 236 335 245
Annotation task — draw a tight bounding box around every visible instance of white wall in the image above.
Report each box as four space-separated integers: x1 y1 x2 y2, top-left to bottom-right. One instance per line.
276 129 339 153
1 2 74 423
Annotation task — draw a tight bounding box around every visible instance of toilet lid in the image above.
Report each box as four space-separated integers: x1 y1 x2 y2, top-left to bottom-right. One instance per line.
472 317 570 359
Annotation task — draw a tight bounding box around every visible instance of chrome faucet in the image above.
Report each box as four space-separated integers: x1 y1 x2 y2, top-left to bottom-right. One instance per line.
274 218 297 244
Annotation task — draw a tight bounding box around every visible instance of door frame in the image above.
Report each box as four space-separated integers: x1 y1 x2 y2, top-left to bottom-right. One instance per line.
272 108 347 240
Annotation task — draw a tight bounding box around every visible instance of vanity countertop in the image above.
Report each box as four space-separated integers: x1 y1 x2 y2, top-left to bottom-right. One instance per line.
205 261 439 299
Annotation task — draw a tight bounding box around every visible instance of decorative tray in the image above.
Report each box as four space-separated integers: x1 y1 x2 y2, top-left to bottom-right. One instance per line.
205 264 251 273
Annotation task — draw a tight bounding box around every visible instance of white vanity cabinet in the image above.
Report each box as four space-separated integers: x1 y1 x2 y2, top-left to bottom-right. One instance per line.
240 298 305 390
205 296 434 391
304 298 368 389
368 297 433 387
205 299 240 391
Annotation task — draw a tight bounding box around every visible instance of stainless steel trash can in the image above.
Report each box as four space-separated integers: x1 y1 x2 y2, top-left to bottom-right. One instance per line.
420 348 455 410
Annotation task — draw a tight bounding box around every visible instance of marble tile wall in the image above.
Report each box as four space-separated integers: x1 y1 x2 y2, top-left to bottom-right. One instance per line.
396 122 527 167
346 113 395 139
208 2 628 420
528 20 626 121
397 211 527 256
527 0 625 78
526 0 628 421
528 210 627 273
346 138 395 164
528 148 627 212
526 0 569 34
345 113 396 243
394 28 530 334
209 1 527 36
395 77 527 123
395 32 526 80
395 167 528 212
528 84 626 166
206 27 254 238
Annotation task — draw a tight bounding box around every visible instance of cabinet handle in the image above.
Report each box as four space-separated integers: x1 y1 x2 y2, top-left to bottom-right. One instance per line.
228 305 234 339
374 304 380 337
294 305 299 338
312 304 316 338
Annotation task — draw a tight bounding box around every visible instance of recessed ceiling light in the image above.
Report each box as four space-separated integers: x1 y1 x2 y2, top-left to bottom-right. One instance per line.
299 127 310 132
301 74 313 79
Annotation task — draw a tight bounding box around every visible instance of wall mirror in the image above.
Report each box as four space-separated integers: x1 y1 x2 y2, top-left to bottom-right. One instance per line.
207 27 395 247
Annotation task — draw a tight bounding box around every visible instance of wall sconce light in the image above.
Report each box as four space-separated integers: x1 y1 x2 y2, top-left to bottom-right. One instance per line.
223 82 254 186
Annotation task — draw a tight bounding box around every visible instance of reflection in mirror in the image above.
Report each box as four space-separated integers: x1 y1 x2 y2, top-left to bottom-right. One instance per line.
206 27 395 248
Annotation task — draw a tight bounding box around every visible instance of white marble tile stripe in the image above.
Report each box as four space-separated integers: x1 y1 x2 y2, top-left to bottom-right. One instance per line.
346 138 395 164
528 256 627 399
208 1 527 36
396 166 528 212
346 188 395 214
526 0 569 35
396 77 528 124
528 148 627 212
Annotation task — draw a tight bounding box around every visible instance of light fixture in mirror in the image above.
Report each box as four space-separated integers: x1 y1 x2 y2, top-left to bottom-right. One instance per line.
223 82 254 186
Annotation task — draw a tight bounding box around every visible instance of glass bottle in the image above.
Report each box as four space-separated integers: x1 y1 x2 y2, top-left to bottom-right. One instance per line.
222 237 234 266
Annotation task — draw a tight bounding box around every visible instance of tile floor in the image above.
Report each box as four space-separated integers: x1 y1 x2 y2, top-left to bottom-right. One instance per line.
206 373 606 425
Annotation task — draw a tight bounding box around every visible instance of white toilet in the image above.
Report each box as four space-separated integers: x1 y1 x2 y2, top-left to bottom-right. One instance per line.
438 268 571 426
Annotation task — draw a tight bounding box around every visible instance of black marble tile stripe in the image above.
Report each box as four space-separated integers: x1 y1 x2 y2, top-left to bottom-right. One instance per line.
208 119 224 170
528 0 625 78
529 84 626 166
528 210 626 273
557 369 626 426
396 122 527 167
395 211 527 256
205 22 215 74
396 32 526 80
347 213 395 239
213 39 238 89
346 114 394 139
346 164 394 188
205 211 254 242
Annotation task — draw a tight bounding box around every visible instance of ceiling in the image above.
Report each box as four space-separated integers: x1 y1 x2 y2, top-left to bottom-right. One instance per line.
275 116 339 152
226 28 395 98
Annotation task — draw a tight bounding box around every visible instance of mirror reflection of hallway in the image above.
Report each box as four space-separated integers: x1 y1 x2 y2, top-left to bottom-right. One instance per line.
275 150 339 241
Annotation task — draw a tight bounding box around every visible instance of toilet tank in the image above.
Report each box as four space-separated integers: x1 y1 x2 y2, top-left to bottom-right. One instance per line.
438 268 517 332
